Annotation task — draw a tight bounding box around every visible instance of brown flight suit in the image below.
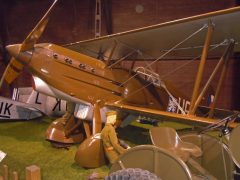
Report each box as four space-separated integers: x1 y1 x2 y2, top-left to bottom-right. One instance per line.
101 123 125 164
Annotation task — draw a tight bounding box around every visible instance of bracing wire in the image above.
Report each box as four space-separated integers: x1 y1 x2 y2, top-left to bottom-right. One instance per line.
115 38 230 113
119 24 208 87
161 39 228 79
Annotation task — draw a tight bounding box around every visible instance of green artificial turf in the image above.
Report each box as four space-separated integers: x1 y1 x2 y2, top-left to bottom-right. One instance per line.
0 117 155 180
0 118 110 180
0 117 222 180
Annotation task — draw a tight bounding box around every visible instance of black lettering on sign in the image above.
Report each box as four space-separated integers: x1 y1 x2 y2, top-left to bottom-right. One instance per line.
4 103 13 115
0 115 10 118
52 99 61 111
0 102 3 114
35 92 42 104
0 101 12 118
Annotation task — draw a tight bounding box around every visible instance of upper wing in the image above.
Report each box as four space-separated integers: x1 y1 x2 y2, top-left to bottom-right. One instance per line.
65 7 240 60
106 102 238 129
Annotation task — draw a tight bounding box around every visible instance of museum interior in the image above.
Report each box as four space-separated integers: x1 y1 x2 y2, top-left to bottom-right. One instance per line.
0 0 240 179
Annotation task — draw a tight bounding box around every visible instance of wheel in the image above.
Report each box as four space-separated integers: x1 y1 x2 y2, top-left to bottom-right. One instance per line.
105 168 160 180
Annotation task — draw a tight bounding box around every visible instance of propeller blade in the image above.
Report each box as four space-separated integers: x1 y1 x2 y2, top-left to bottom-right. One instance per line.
0 57 24 87
20 18 49 52
0 0 58 89
20 0 58 52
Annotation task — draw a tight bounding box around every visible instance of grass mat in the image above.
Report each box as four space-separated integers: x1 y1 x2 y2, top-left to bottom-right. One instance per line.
0 117 222 179
0 117 155 179
0 118 110 180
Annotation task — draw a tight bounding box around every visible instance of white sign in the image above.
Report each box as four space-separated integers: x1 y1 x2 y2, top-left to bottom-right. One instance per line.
0 150 6 162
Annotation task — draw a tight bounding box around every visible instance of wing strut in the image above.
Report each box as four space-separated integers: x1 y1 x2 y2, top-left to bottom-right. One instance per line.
189 21 214 115
93 101 102 134
191 39 235 114
106 41 117 66
208 40 235 118
107 49 137 68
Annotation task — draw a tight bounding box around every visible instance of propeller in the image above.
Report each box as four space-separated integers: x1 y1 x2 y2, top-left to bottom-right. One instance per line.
0 0 58 89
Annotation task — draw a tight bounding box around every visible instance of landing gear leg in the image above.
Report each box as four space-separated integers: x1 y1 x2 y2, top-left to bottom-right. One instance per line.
93 101 102 134
45 102 84 146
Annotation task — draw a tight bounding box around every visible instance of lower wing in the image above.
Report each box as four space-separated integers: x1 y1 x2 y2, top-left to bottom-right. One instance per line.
106 102 239 129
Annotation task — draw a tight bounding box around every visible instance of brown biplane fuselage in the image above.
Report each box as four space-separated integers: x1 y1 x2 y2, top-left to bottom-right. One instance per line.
7 43 170 111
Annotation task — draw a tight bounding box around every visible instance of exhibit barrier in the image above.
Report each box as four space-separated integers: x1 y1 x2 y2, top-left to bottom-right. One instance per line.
0 164 41 180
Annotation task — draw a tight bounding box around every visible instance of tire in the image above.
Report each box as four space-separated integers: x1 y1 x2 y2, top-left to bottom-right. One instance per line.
105 168 161 180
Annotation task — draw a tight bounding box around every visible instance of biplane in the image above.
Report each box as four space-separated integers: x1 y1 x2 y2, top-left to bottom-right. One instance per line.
1 0 240 179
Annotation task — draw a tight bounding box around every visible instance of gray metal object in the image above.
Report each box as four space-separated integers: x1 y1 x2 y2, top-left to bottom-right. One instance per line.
110 145 192 180
106 168 160 180
181 133 234 180
110 128 235 180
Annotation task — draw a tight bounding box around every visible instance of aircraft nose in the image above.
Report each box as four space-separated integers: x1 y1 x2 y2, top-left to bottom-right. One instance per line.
6 44 21 58
6 44 32 64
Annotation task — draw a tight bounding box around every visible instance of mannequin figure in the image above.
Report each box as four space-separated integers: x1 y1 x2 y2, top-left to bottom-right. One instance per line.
101 111 126 164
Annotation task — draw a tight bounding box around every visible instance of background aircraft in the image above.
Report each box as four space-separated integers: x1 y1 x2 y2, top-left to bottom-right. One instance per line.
0 87 110 123
0 87 66 120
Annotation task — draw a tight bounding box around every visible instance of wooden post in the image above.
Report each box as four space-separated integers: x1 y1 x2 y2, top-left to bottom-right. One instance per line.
26 165 41 180
189 21 214 115
3 165 8 180
12 171 18 180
